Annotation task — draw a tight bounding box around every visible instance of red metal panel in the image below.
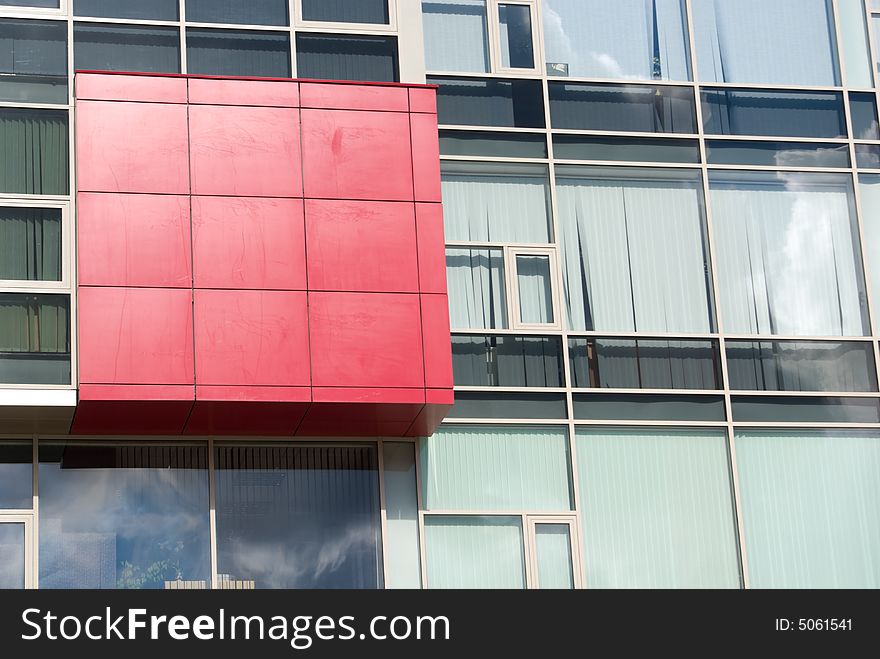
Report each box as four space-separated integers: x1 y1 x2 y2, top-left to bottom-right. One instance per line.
308 292 425 388
185 401 309 436
78 287 195 385
72 399 195 436
189 104 302 197
300 82 408 112
77 193 192 288
188 77 299 107
76 73 188 103
420 293 454 389
408 87 437 114
76 101 190 194
194 289 311 387
297 402 423 437
305 199 418 293
415 202 447 294
192 196 306 290
301 108 414 201
410 112 443 202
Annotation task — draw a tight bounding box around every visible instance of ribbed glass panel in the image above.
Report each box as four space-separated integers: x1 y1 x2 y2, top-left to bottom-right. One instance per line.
424 516 525 588
382 442 421 589
422 0 490 73
735 431 880 588
857 174 880 333
420 426 571 511
576 427 741 588
836 0 873 87
534 524 574 589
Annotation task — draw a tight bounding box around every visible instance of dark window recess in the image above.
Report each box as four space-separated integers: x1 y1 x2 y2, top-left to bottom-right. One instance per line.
447 392 567 419
301 0 389 24
706 140 850 168
572 393 726 421
185 0 288 26
856 144 880 168
569 338 721 390
452 335 563 387
296 33 398 83
439 130 547 158
73 0 179 21
701 88 847 138
731 396 880 423
552 135 700 163
431 76 545 128
0 108 68 195
850 91 880 140
0 18 67 104
548 82 697 133
73 23 180 74
726 341 878 392
0 293 70 385
186 29 290 78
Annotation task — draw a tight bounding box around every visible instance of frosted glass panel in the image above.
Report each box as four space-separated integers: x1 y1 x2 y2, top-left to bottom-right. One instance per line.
382 443 421 589
736 431 880 588
857 175 880 333
516 255 553 324
425 516 525 588
422 0 490 73
446 248 508 329
420 426 571 511
838 0 874 87
534 524 574 589
576 428 741 588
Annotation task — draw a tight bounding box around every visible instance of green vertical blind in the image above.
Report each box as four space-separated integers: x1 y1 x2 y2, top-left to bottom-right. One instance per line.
576 427 741 588
0 109 68 195
735 430 880 588
420 426 572 511
0 206 61 281
0 293 69 354
424 516 525 588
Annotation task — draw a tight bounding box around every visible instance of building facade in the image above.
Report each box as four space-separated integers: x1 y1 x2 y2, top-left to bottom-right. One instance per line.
0 0 879 589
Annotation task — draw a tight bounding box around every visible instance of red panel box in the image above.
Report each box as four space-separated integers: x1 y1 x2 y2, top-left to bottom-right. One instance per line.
73 72 451 437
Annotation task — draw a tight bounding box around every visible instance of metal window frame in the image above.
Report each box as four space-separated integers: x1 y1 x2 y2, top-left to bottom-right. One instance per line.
489 0 541 76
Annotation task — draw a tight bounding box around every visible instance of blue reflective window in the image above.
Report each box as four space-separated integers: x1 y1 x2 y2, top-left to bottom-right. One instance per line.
706 141 850 168
701 89 847 138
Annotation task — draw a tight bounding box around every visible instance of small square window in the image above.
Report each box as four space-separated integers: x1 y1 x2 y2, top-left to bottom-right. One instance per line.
0 293 71 385
0 205 64 284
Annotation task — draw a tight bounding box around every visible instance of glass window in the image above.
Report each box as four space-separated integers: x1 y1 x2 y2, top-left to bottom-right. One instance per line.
422 0 489 73
74 23 180 74
431 76 544 128
0 293 69 385
439 130 547 158
39 444 211 589
515 254 554 325
0 524 25 589
0 206 61 281
0 441 31 509
857 175 880 331
498 3 534 69
549 82 697 134
74 0 179 20
705 141 850 168
735 430 880 588
425 516 525 588
576 428 740 588
552 135 701 164
0 108 67 195
441 162 552 243
215 445 382 589
422 426 571 511
691 0 839 85
727 341 878 392
709 171 868 337
0 18 67 104
184 0 288 27
447 391 567 418
874 14 880 77
0 1 58 6
856 144 880 168
731 396 880 423
557 166 713 333
542 0 690 81
296 33 397 82
302 0 388 24
446 248 507 329
533 524 574 589
569 338 721 390
186 29 290 78
850 92 879 140
701 89 846 139
452 334 563 387
382 443 420 589
573 393 726 421
839 0 874 87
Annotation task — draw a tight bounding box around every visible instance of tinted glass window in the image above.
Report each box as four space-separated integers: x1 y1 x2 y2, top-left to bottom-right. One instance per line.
553 135 700 164
706 141 850 168
0 441 31 509
732 396 880 423
448 392 567 418
431 76 544 128
302 0 388 24
296 33 397 82
439 130 547 158
850 92 880 140
0 293 70 385
185 0 288 26
0 18 67 104
0 109 68 195
573 393 726 421
452 335 564 387
186 29 290 77
74 24 180 74
0 206 61 281
74 0 178 20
